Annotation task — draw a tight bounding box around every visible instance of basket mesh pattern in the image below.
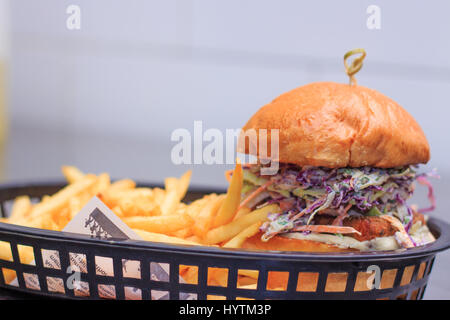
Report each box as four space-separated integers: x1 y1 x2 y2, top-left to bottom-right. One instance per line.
0 233 435 300
0 183 445 300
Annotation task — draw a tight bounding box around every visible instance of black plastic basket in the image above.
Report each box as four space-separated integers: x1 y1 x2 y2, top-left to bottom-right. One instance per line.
0 182 449 300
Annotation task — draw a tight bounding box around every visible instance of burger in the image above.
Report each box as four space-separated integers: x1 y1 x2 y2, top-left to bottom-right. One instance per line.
237 81 437 253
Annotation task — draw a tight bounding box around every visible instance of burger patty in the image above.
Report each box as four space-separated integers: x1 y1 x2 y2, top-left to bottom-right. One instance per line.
312 211 425 242
313 215 396 241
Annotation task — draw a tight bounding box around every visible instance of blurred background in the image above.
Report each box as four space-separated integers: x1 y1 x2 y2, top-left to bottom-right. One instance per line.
0 0 448 298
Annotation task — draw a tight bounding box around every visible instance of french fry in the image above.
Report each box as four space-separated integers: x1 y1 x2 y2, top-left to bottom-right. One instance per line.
192 194 225 238
61 166 85 183
212 161 243 228
233 206 251 221
203 204 279 245
186 235 202 243
152 188 166 207
177 170 192 200
100 188 152 209
208 267 228 287
30 175 97 219
0 244 34 284
69 197 82 220
110 179 136 190
223 222 262 248
237 282 257 290
160 184 179 215
118 196 161 217
0 240 13 261
9 196 32 222
238 269 259 279
169 227 193 239
55 207 71 229
92 172 111 195
181 266 199 284
112 206 124 217
161 171 191 215
186 196 209 219
133 229 199 246
124 214 193 234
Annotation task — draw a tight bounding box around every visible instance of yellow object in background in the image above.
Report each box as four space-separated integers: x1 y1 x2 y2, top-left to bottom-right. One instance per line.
0 0 9 182
0 61 6 181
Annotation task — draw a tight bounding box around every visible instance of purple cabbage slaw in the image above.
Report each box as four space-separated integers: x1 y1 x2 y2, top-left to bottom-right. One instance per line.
241 163 437 242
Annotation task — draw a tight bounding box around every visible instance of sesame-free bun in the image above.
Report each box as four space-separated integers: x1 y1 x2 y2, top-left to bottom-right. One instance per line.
241 233 414 293
239 82 430 168
242 234 356 291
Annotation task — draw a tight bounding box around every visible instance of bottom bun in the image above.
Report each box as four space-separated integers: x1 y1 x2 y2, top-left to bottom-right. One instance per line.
240 233 418 296
241 233 354 291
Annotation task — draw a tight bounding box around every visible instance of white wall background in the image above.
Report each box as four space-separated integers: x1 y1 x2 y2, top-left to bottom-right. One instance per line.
2 0 450 299
4 0 449 188
8 0 450 165
5 0 450 202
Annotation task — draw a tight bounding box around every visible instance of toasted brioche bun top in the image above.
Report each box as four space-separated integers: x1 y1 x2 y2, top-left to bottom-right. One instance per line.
239 82 430 168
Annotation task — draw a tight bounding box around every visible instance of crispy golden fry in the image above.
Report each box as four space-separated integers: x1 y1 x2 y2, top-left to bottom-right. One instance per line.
177 170 192 200
192 194 224 238
169 227 193 239
223 222 262 248
111 206 124 217
237 282 257 290
0 240 13 261
238 269 259 279
55 207 71 229
61 166 85 183
69 197 82 220
160 191 178 215
203 204 279 245
100 188 152 210
186 196 209 219
133 229 199 246
124 214 193 234
0 243 34 284
9 196 32 222
161 171 191 215
186 235 202 243
92 173 111 195
118 196 161 217
110 179 136 190
233 206 251 221
207 295 226 300
150 188 164 207
207 267 228 287
213 161 243 228
30 175 97 219
181 266 199 284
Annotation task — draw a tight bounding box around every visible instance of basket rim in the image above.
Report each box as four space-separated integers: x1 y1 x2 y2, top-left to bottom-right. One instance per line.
0 181 449 262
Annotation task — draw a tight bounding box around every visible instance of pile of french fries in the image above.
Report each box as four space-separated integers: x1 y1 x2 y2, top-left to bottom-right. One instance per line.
0 164 281 290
